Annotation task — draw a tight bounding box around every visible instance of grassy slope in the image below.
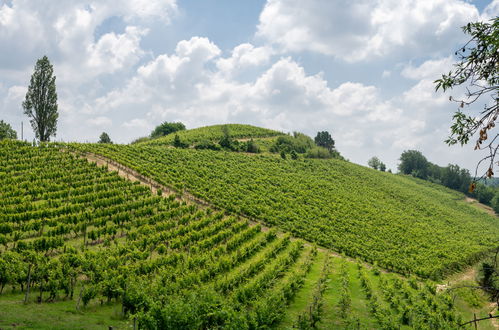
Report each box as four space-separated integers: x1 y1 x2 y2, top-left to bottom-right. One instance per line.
75 144 499 279
0 292 129 329
137 124 285 147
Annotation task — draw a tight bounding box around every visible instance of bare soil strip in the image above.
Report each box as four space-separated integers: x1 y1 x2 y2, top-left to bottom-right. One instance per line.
465 196 497 217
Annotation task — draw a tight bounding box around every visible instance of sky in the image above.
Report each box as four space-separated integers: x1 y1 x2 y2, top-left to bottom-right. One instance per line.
1 0 498 173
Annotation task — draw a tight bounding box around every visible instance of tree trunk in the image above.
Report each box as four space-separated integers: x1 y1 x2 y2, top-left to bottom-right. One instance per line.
38 280 43 303
24 264 32 304
76 285 84 311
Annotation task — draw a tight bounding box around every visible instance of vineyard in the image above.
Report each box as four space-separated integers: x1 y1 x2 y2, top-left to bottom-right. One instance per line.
70 143 499 280
0 139 496 328
0 140 316 328
137 123 284 147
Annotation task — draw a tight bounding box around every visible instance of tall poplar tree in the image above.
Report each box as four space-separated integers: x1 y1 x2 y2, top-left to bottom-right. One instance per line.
23 56 58 142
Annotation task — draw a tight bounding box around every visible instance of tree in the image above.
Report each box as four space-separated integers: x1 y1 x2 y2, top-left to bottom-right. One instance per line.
150 122 185 139
271 132 315 154
398 150 429 179
22 56 58 142
435 18 499 182
305 146 331 159
368 156 387 172
367 157 381 170
219 125 234 150
314 131 335 152
98 132 112 144
0 120 17 140
491 192 499 214
245 139 260 153
435 18 499 326
173 134 188 148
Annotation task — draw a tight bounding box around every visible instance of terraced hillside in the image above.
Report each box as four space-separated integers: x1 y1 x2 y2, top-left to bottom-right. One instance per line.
137 123 284 147
72 143 499 280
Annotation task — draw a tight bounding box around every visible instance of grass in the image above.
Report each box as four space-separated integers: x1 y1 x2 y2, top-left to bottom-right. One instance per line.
316 257 377 329
0 292 130 329
279 250 326 328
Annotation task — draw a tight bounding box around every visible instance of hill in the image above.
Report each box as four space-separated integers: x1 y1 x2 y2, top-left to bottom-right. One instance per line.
0 140 479 328
72 143 499 280
135 124 285 147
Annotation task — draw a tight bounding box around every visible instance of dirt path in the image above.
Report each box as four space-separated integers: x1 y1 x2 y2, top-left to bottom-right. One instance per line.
77 151 275 232
465 196 497 217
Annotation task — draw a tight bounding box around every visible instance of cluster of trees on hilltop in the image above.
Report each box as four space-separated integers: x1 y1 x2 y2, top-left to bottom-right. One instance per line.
270 131 343 160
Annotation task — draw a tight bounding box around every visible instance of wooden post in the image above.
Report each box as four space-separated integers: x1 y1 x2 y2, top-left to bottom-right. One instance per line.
474 313 478 330
76 285 84 311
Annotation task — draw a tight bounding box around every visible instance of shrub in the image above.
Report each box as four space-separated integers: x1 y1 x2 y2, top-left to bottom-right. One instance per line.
194 140 221 151
305 147 331 159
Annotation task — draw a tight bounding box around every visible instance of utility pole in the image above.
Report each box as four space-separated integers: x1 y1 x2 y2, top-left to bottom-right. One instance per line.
21 121 23 141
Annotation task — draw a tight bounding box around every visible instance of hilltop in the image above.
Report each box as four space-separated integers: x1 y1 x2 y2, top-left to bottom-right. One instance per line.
135 124 285 148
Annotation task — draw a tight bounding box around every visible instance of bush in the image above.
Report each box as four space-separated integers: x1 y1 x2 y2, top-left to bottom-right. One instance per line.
475 184 495 205
245 139 260 153
130 136 150 144
173 134 189 148
305 147 331 159
150 122 186 139
194 140 221 151
492 192 499 214
270 132 315 154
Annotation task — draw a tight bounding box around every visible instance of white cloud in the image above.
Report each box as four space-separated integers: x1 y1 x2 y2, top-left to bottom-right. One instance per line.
482 0 499 20
257 0 479 62
86 26 148 75
123 118 151 129
217 43 272 74
401 57 454 80
87 116 112 127
6 85 27 102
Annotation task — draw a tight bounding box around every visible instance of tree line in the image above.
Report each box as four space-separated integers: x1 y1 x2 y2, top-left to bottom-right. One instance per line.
396 149 499 212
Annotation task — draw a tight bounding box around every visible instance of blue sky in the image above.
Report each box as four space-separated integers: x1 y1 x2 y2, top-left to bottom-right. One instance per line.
0 0 498 173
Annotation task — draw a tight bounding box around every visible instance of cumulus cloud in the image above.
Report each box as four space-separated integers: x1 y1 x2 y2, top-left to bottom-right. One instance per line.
401 57 454 80
256 0 480 62
217 43 272 74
